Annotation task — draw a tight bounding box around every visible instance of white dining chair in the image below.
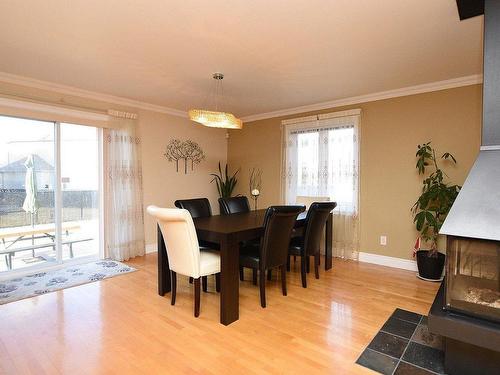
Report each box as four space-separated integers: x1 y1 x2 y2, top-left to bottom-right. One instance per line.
147 205 221 317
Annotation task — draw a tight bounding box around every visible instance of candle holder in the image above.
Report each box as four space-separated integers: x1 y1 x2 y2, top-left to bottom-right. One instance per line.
251 190 260 211
249 168 262 212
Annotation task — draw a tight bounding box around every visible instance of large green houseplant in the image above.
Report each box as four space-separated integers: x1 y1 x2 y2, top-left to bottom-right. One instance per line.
210 162 239 198
412 142 461 281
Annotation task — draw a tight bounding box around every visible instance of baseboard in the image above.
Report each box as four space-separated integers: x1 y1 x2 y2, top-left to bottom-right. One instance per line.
145 245 415 271
145 243 157 254
358 252 417 271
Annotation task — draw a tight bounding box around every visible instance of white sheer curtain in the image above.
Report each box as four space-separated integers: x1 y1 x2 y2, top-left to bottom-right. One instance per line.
103 118 145 261
283 109 360 260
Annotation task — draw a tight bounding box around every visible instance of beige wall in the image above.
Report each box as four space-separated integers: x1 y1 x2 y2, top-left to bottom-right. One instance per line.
0 81 227 248
228 85 483 260
138 110 227 246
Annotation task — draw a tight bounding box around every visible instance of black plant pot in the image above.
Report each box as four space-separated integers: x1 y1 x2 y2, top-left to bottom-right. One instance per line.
416 250 445 281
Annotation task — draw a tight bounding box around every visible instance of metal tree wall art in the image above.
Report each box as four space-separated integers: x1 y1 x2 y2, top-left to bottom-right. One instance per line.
164 139 205 174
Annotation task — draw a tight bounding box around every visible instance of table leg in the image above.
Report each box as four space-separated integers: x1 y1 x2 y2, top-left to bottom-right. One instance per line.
325 212 333 270
220 234 239 325
157 224 171 296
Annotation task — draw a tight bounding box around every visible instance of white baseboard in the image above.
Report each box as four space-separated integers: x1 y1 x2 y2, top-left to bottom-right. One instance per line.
358 252 417 271
145 243 157 254
145 245 416 272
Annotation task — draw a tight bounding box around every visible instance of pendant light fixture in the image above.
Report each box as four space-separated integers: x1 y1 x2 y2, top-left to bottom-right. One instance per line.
188 73 242 130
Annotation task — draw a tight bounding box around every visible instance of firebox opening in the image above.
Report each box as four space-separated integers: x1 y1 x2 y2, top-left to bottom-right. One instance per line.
446 236 500 323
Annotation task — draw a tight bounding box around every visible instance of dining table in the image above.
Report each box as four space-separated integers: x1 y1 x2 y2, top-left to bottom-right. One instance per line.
156 208 333 325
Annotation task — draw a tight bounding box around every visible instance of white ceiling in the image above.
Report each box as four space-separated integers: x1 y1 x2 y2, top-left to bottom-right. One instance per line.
0 0 483 119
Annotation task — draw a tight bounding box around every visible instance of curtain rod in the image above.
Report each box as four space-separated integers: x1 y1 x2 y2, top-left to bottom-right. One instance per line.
0 91 138 119
281 108 361 126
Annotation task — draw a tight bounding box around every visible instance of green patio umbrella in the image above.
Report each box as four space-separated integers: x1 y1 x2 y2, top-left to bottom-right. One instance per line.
22 155 39 250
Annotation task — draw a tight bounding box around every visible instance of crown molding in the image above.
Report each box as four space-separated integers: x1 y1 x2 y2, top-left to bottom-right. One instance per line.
0 72 483 123
0 71 188 118
241 74 483 123
0 96 110 121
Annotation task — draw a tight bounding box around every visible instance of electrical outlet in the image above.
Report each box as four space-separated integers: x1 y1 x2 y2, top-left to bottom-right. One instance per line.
380 235 387 246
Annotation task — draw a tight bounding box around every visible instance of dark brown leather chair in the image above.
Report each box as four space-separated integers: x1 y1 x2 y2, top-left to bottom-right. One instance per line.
218 196 251 215
239 205 305 307
174 198 212 218
174 197 219 290
289 202 337 288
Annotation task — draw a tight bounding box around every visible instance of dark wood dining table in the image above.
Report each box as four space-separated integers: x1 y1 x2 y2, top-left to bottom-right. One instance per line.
157 208 333 325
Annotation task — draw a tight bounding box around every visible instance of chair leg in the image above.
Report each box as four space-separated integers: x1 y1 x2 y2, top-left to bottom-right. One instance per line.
189 277 193 284
280 264 287 296
286 255 291 271
171 271 177 305
267 269 272 280
215 273 220 293
252 269 257 285
202 276 208 292
314 254 320 279
194 277 201 317
259 269 266 308
301 255 307 288
239 266 244 281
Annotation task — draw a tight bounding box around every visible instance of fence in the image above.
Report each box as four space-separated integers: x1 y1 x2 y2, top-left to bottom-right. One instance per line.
0 189 98 228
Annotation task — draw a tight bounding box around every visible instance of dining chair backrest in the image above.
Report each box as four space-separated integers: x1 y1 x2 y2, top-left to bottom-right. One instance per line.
147 206 201 278
260 205 305 270
174 198 212 219
303 202 337 256
218 196 251 215
296 196 330 209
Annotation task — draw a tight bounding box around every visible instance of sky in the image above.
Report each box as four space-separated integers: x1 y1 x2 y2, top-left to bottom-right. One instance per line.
0 116 99 190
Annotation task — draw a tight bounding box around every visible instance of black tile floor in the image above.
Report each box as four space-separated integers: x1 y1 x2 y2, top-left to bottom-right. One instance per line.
356 308 446 374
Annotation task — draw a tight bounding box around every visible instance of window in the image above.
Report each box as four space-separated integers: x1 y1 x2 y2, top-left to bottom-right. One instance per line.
283 110 359 213
294 126 355 209
282 109 360 260
0 115 102 273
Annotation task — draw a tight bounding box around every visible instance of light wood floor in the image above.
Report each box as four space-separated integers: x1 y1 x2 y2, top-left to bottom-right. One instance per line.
0 254 439 375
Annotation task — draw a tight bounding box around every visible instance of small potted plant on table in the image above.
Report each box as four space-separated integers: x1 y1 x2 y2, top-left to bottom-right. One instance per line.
412 142 461 281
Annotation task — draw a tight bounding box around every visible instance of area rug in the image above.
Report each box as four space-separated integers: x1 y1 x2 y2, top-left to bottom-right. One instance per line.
0 260 136 305
356 308 445 374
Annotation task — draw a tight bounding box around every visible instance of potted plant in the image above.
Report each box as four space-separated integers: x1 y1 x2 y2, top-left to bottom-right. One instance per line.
412 142 461 281
210 162 239 198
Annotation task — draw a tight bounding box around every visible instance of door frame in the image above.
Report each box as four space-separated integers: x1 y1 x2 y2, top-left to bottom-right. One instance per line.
0 119 104 279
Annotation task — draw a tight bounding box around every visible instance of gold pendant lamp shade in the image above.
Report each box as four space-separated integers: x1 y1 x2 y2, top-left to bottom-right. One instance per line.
188 109 242 129
189 73 243 130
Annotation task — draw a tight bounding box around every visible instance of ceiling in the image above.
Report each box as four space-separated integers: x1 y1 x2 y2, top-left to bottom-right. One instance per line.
0 0 483 119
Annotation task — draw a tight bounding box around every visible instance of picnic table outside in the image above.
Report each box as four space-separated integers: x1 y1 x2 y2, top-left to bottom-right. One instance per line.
0 222 92 270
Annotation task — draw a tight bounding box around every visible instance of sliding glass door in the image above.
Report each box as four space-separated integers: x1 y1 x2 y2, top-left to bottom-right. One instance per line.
60 123 101 261
0 116 102 274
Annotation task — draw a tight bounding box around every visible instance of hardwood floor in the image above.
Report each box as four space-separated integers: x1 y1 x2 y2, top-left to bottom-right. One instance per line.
0 254 439 374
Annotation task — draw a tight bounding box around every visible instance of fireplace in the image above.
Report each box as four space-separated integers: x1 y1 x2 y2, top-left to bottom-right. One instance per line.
445 236 499 323
427 1 500 374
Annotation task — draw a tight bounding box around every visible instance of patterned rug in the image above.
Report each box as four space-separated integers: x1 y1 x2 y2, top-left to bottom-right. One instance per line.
0 260 136 305
356 308 445 374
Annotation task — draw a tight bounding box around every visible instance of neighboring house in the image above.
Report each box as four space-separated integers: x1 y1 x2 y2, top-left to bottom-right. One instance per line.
0 154 54 190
